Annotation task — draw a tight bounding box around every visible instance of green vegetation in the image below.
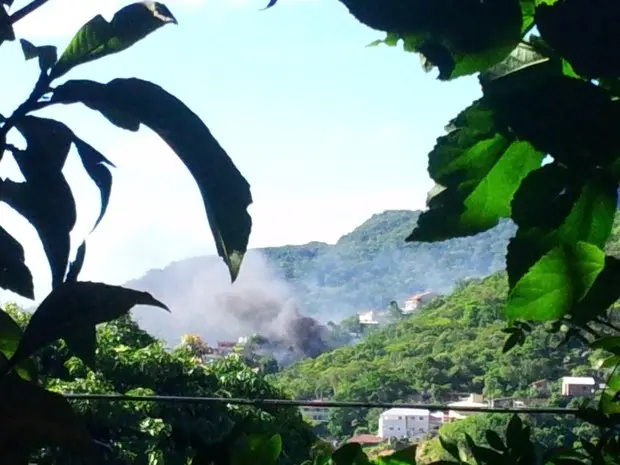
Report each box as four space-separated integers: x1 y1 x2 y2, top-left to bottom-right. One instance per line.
3 303 315 464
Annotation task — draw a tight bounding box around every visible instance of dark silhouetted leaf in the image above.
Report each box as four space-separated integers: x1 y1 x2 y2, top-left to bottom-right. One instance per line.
8 281 168 367
50 1 177 79
338 0 522 80
0 6 15 46
7 116 76 288
408 101 542 242
439 435 460 460
0 375 93 455
19 38 57 72
73 138 114 229
572 257 620 325
1 179 75 290
0 224 33 299
52 78 252 281
505 414 523 450
503 331 521 353
0 311 36 381
65 241 86 283
506 242 605 322
536 0 620 79
63 325 96 369
377 445 417 465
485 430 505 451
575 407 610 427
590 337 620 351
331 443 368 465
231 434 282 465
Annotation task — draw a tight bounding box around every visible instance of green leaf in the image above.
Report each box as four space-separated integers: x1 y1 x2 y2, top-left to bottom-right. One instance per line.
502 331 521 353
337 0 523 80
52 78 253 281
72 138 114 230
0 224 34 299
19 38 57 72
231 434 283 465
0 375 94 455
507 168 617 287
408 101 542 242
572 257 620 325
7 281 168 368
0 311 36 381
506 242 605 322
590 337 620 351
598 355 620 370
536 0 620 79
505 414 523 450
50 1 177 80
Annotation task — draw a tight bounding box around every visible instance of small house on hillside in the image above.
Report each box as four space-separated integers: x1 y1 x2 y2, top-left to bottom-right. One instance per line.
300 401 329 423
403 292 438 313
378 408 441 440
446 394 488 422
358 310 388 325
561 377 596 397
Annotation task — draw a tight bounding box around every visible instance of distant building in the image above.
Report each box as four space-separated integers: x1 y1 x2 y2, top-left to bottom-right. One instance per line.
358 310 388 325
561 377 596 397
403 292 438 313
300 401 329 423
446 394 488 422
378 408 439 440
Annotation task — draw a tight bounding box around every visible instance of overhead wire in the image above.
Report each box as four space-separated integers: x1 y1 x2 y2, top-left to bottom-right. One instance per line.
62 393 580 415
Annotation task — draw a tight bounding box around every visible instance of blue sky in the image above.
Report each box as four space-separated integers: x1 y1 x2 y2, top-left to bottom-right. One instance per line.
0 0 481 302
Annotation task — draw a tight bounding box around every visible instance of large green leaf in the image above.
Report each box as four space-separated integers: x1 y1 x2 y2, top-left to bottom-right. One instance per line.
0 375 93 455
51 78 253 281
50 1 177 80
7 281 168 369
338 0 523 80
408 101 542 242
536 0 620 79
377 445 417 465
571 256 620 325
507 166 617 287
506 242 605 321
0 224 33 299
6 116 76 288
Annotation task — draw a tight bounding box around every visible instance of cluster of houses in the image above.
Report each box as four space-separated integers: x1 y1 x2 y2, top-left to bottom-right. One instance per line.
300 376 602 445
357 292 438 326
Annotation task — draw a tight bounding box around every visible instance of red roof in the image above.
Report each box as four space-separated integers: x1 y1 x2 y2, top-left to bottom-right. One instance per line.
347 435 383 445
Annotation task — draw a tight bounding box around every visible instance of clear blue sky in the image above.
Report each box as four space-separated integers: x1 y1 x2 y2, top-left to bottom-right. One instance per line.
0 0 481 302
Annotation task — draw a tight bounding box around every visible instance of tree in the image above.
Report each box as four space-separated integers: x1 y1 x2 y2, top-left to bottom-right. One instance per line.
0 1 253 462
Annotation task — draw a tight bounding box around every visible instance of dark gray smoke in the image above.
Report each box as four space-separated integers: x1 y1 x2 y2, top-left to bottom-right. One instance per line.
126 250 334 362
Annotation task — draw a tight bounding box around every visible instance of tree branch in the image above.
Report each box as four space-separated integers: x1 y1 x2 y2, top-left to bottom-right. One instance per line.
9 0 50 25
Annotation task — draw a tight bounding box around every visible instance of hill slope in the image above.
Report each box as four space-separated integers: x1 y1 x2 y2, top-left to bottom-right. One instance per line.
127 210 515 346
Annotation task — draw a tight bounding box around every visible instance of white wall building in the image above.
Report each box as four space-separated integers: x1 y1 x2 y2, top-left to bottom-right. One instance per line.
358 310 389 325
446 394 488 421
403 292 438 313
378 408 436 440
561 376 596 397
300 403 329 423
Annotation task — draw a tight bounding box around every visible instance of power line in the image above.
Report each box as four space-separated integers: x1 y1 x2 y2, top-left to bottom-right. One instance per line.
62 393 579 415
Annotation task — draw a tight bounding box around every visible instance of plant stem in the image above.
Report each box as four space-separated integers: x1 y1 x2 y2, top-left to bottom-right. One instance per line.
9 0 51 25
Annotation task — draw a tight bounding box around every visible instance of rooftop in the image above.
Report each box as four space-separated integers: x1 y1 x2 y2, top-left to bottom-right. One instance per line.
562 376 596 385
347 434 383 445
381 408 431 417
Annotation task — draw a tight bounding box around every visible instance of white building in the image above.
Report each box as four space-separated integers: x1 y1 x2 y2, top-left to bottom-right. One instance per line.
300 403 329 423
403 292 438 313
561 376 596 397
358 310 388 325
378 408 438 440
446 394 488 421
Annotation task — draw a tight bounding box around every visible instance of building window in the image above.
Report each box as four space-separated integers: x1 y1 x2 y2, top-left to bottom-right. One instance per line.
389 427 394 431
419 416 424 420
398 416 402 420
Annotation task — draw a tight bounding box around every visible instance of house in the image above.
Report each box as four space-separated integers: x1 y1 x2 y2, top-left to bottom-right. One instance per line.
378 408 438 440
300 401 329 423
446 394 488 422
561 376 596 397
358 310 389 325
403 292 438 313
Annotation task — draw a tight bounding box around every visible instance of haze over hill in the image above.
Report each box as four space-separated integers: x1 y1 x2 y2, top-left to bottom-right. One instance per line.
127 210 516 348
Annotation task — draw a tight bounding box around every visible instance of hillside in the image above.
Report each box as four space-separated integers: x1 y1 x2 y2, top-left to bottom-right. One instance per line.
271 273 601 436
127 210 515 346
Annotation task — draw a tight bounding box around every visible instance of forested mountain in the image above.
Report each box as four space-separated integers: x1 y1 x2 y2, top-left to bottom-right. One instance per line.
127 210 515 346
271 273 605 437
